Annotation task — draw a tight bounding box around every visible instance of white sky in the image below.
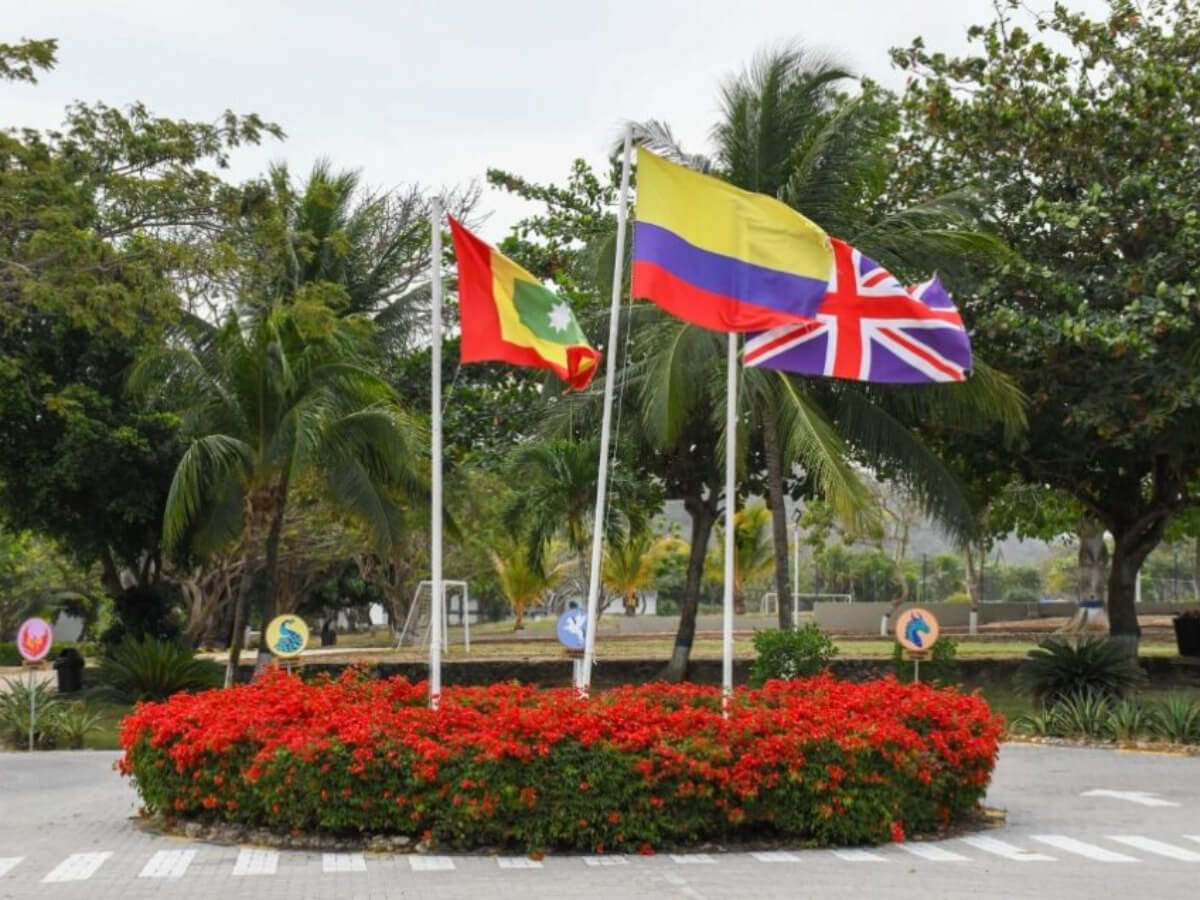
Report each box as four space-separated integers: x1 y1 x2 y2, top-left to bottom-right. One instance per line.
6 0 1106 240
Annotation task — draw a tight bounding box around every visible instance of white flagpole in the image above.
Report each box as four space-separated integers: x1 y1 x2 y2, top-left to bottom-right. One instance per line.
722 333 738 710
429 199 444 710
580 123 634 695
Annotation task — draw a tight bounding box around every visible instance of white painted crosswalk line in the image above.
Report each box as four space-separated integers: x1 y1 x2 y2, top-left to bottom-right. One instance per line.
832 849 886 862
322 853 367 873
410 856 456 871
1186 836 1200 847
139 849 197 879
1030 836 1137 862
497 857 544 869
0 858 22 879
898 844 970 862
583 856 629 866
42 852 113 883
670 854 715 864
1109 836 1200 862
960 836 1056 862
751 851 801 862
232 848 278 876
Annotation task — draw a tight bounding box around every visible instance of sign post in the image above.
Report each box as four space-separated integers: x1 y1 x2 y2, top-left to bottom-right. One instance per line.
556 608 588 688
16 617 53 751
894 608 940 684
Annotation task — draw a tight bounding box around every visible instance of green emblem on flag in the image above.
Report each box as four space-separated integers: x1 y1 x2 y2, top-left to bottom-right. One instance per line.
513 280 586 346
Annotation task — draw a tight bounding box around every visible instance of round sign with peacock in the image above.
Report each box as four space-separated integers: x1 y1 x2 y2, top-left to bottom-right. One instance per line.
895 608 939 653
264 615 310 659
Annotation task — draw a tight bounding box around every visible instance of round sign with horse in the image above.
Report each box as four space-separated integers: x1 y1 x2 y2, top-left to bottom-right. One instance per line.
264 615 310 659
895 608 939 652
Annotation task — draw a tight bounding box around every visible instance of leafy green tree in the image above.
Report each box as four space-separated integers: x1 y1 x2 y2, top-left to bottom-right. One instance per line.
893 0 1200 651
0 39 280 598
133 304 424 680
602 531 671 616
0 526 103 637
705 502 775 613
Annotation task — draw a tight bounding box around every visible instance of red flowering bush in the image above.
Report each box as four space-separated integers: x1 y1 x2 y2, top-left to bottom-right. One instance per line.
119 670 1001 852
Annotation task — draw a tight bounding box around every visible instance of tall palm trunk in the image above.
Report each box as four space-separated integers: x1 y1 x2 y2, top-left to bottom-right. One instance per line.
663 492 718 682
762 416 793 629
253 476 292 675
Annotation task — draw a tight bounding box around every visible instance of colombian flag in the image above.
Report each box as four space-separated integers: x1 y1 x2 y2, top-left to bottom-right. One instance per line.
631 149 834 333
449 218 600 391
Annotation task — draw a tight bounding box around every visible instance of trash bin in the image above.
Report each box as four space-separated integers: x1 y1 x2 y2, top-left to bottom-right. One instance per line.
53 648 84 693
320 620 337 647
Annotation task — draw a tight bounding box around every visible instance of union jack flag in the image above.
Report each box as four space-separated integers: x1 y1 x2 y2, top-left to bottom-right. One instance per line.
743 239 972 383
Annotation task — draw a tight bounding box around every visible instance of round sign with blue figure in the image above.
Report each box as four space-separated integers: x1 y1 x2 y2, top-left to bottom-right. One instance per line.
556 608 588 651
265 614 310 659
895 608 939 652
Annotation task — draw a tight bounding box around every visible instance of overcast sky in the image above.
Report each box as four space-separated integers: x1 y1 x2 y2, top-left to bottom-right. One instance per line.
7 0 1105 240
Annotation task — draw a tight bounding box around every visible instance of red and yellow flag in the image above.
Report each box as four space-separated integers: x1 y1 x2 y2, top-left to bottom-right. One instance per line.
449 218 600 391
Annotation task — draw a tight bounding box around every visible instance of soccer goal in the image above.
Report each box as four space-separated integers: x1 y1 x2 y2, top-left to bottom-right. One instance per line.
761 592 854 621
395 580 471 652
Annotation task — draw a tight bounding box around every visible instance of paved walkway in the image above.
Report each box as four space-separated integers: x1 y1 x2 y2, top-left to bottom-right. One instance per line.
1 744 1198 898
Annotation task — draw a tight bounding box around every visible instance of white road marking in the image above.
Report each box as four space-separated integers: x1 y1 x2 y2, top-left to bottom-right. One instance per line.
410 856 456 871
583 856 629 866
898 844 970 862
322 852 367 873
832 849 886 862
42 852 113 883
670 854 715 864
0 858 22 879
496 857 543 869
139 849 196 879
960 836 1056 861
1110 836 1200 862
1081 789 1180 808
663 871 706 900
232 848 278 876
1030 835 1137 862
751 851 801 862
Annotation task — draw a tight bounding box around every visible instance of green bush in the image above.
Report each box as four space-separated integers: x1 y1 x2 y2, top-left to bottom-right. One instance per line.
892 637 959 686
0 678 63 748
1049 691 1114 739
52 702 104 749
0 641 79 667
1109 698 1153 741
748 624 837 687
942 592 972 604
1150 695 1200 744
1015 638 1145 704
98 637 222 703
1002 588 1040 604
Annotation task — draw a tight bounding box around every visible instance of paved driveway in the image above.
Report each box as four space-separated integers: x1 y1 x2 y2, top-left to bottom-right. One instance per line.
1 744 1197 899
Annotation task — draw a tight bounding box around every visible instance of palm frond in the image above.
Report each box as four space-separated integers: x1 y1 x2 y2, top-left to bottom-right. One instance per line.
163 435 253 554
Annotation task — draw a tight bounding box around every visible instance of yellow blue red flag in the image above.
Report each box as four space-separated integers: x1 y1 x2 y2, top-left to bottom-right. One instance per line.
631 149 834 332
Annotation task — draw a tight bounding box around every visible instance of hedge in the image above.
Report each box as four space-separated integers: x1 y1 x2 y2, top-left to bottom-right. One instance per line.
119 670 1002 852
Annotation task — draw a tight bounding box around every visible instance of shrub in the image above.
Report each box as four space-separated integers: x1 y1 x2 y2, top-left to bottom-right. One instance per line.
1002 589 1040 605
942 592 972 604
1150 695 1200 744
892 637 959 686
1015 638 1145 705
1049 691 1114 740
53 702 104 749
1108 699 1152 741
99 637 222 703
748 625 837 687
119 671 1002 852
0 678 63 748
0 641 78 667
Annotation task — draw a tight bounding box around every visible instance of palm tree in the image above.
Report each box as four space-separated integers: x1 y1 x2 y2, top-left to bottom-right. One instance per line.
490 543 572 630
634 46 1024 641
705 502 776 613
503 437 647 576
603 531 677 616
133 304 424 683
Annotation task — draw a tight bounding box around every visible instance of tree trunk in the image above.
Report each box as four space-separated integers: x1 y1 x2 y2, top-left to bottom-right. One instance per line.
963 542 982 636
513 602 525 631
1106 513 1169 657
1193 535 1199 601
1077 518 1109 603
762 418 793 630
662 493 717 682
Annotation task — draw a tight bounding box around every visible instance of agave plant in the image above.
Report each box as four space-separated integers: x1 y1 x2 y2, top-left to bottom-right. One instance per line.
1108 698 1153 742
98 637 222 703
1015 638 1145 705
1150 695 1200 744
1049 692 1115 740
0 678 62 749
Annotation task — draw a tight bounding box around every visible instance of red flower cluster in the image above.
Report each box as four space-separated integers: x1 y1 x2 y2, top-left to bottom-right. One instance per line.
119 670 1002 852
